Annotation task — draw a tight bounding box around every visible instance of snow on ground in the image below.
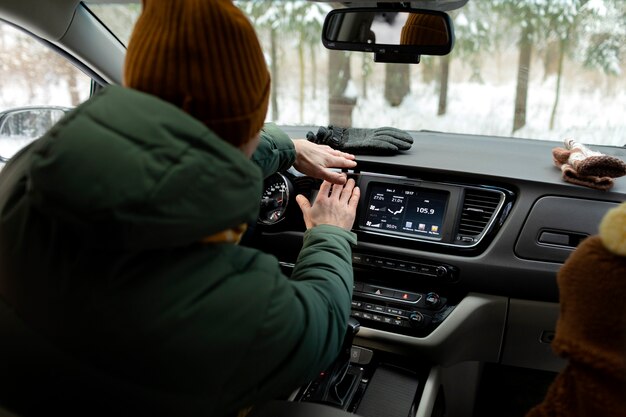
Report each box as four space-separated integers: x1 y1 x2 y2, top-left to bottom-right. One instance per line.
268 53 626 147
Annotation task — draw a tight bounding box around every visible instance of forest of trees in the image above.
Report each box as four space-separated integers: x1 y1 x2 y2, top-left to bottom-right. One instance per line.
0 25 88 108
238 0 625 138
1 0 624 143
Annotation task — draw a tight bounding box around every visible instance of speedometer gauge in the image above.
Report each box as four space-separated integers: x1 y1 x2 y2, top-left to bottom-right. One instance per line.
258 172 293 225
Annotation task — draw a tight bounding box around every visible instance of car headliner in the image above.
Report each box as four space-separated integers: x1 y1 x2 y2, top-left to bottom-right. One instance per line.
0 0 469 41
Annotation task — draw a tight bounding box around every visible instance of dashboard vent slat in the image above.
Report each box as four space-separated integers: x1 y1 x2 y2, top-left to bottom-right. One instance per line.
458 189 502 237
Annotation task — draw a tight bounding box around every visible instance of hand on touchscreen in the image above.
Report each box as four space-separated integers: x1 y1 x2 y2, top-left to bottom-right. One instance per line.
296 176 360 231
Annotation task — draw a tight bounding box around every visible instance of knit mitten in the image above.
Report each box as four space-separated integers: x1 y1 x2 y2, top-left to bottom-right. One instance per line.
306 126 413 155
552 139 626 190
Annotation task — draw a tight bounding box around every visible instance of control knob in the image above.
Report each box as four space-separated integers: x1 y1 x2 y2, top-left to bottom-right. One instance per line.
435 266 448 278
408 312 424 327
425 292 441 308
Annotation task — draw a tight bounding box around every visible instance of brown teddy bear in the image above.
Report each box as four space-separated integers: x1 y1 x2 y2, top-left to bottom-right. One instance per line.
526 202 626 417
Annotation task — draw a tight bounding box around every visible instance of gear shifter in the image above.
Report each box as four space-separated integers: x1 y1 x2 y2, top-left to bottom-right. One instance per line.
300 318 362 409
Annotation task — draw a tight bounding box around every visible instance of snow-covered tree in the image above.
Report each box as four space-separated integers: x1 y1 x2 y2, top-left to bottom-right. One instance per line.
0 23 86 107
492 0 552 133
238 1 290 121
385 63 410 107
581 0 625 76
541 0 590 130
383 13 410 107
282 1 330 122
437 4 493 116
239 1 331 123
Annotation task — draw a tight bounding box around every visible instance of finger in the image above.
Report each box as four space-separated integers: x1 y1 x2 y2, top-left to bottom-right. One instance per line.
319 146 356 165
322 170 348 185
339 178 356 203
317 180 332 199
313 143 353 159
328 148 356 160
295 194 311 213
348 186 361 210
327 155 358 169
330 180 345 199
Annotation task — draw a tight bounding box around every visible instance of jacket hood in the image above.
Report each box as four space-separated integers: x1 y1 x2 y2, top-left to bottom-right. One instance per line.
23 86 263 251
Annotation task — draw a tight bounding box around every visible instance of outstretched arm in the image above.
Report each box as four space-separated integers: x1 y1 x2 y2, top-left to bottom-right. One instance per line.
252 124 357 184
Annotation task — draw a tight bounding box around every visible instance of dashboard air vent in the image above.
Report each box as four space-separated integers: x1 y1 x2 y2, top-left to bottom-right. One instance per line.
458 189 502 237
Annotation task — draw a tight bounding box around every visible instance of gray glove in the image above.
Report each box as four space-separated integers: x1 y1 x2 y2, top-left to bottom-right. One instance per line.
306 125 413 155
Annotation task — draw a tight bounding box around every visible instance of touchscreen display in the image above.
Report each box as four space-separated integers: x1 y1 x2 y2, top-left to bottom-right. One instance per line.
363 183 449 239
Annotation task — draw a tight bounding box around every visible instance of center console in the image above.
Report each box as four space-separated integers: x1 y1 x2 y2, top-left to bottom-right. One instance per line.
293 319 434 417
250 171 515 417
350 250 459 337
350 282 454 337
257 170 515 338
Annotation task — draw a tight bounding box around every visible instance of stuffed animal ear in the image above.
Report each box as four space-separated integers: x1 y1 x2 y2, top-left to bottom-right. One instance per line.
599 202 626 256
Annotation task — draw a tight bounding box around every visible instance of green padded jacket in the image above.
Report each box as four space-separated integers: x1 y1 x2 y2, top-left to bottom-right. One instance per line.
0 86 356 417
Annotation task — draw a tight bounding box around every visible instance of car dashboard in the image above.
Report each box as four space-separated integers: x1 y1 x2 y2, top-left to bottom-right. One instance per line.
248 127 626 372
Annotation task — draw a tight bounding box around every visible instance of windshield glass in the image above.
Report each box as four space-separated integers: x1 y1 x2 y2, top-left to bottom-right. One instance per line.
86 0 626 147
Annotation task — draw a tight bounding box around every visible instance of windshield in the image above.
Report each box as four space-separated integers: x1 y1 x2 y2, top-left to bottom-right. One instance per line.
86 0 626 147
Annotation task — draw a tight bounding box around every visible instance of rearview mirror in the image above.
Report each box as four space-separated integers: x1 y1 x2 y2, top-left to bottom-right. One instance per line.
322 8 454 63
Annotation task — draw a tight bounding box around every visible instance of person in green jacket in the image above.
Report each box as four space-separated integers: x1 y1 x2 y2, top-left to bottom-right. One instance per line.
0 1 359 416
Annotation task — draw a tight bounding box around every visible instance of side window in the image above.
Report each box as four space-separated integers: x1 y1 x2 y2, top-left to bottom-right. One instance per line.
0 21 91 161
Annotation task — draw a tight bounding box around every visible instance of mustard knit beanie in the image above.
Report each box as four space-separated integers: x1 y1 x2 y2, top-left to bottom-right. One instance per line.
124 0 270 147
400 13 448 46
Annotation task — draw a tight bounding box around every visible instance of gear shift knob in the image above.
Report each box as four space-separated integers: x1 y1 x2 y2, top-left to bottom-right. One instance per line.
303 318 361 409
332 317 360 386
346 317 361 339
341 317 361 350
